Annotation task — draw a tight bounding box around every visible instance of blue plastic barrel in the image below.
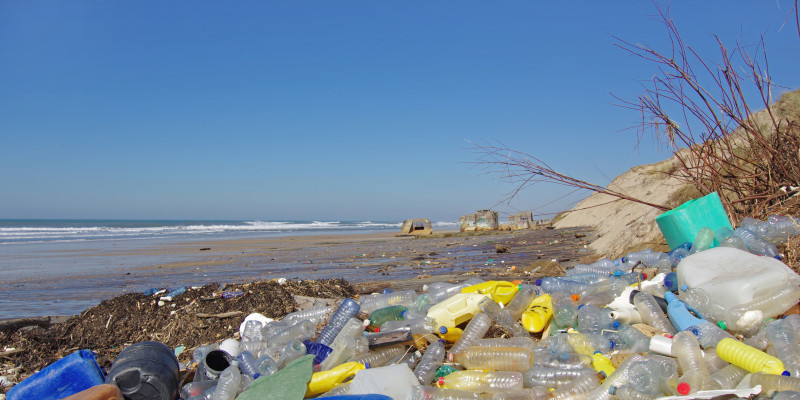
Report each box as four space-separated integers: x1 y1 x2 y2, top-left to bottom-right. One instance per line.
6 350 105 400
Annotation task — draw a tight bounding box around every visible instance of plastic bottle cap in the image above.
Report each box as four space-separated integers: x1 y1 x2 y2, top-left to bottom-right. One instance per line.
680 284 688 292
642 273 648 280
439 326 448 334
374 327 380 333
717 320 728 330
535 279 543 286
608 386 618 395
578 304 584 310
364 363 370 369
364 319 371 327
677 382 691 395
571 294 580 302
608 341 615 349
783 371 792 376
447 353 455 362
438 377 445 386
612 321 621 329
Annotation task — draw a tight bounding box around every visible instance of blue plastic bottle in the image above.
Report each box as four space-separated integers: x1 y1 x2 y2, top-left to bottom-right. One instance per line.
664 292 707 332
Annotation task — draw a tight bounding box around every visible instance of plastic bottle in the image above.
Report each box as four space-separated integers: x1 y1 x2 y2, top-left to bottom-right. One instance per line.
453 346 533 372
234 351 261 379
625 359 673 396
607 323 650 353
550 371 600 399
689 227 715 254
265 320 316 348
211 362 241 400
476 337 537 352
621 249 672 271
608 385 658 400
521 366 596 388
359 290 417 314
437 326 463 343
424 282 470 304
664 292 707 332
319 336 359 371
774 391 800 400
438 370 523 393
551 294 578 330
241 320 264 342
317 298 361 346
632 292 676 335
554 332 614 355
749 372 800 393
765 319 800 377
577 304 614 334
591 352 616 379
254 354 279 377
562 271 607 284
609 307 642 325
181 380 218 400
381 316 437 335
715 337 787 375
568 258 620 275
276 340 306 368
304 340 333 365
349 344 406 368
769 215 800 238
520 294 552 333
283 305 334 326
503 285 540 320
677 286 761 333
414 340 445 385
462 281 521 305
733 226 781 259
368 305 408 329
306 362 367 397
672 331 709 395
410 386 487 400
668 242 692 266
532 350 593 370
690 322 735 349
702 364 747 390
448 313 492 357
331 318 367 347
478 297 529 337
535 277 589 295
427 293 488 328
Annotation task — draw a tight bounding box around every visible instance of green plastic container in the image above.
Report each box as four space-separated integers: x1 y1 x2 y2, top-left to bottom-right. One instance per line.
655 192 733 250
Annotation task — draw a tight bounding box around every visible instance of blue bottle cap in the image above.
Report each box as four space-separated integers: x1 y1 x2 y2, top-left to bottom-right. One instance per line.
680 284 688 292
612 321 621 329
535 279 542 286
783 371 791 376
365 363 371 369
439 326 448 334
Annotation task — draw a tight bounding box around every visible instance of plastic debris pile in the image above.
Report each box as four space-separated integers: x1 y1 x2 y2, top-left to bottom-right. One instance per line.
6 215 800 400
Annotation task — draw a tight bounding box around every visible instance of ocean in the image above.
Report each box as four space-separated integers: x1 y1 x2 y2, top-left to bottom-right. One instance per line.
0 219 459 319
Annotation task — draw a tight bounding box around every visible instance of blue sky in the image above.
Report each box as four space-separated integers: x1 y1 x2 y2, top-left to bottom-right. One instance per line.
1 2 798 222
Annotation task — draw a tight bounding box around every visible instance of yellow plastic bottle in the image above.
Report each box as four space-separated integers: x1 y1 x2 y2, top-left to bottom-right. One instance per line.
427 293 488 328
462 281 521 305
520 294 552 333
436 326 463 343
715 338 786 375
591 352 615 381
306 362 366 396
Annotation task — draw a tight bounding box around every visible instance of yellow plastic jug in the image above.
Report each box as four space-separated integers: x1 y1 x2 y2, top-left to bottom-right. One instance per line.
306 362 366 396
520 294 552 333
436 326 463 343
591 352 615 381
715 338 786 375
427 293 489 328
462 281 521 305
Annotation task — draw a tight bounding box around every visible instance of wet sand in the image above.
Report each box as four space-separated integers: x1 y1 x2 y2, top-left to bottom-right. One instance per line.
0 227 596 319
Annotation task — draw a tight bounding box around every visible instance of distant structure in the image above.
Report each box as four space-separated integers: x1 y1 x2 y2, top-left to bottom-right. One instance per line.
507 211 534 230
459 209 499 232
398 218 433 236
537 218 552 227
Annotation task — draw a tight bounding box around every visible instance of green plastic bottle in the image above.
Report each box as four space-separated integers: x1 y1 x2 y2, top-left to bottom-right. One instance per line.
368 305 408 330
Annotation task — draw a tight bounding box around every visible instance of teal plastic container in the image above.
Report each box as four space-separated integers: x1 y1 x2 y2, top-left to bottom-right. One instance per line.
6 350 105 400
655 192 733 250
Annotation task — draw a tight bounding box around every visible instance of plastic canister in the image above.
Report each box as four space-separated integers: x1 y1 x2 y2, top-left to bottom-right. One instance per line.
655 191 732 250
349 363 421 400
104 341 180 400
461 281 520 305
427 293 489 328
677 247 800 310
306 361 367 396
6 350 106 400
520 294 552 333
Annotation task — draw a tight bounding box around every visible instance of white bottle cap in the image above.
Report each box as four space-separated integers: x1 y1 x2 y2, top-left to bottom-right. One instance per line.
649 335 673 356
219 338 242 357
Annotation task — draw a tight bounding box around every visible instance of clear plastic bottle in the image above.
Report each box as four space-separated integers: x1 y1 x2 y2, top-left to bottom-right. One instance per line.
331 317 367 347
689 322 735 349
531 350 593 370
411 385 488 400
425 282 471 304
689 227 715 255
551 294 578 330
607 323 650 353
765 319 800 377
319 336 358 371
549 372 600 399
492 388 551 400
568 258 620 275
632 292 676 335
769 215 800 238
544 332 614 355
535 277 588 295
521 366 596 388
749 372 800 393
234 351 261 378
181 380 218 400
239 341 268 359
359 290 417 314
254 354 279 377
414 340 446 385
448 313 492 358
577 304 614 334
608 385 658 400
701 348 728 374
316 298 361 346
672 331 709 395
621 249 672 271
478 297 529 337
348 344 406 368
504 285 540 320
438 370 524 393
702 364 747 390
774 391 800 400
476 337 538 352
241 320 264 342
678 286 761 333
715 337 787 375
265 319 316 348
283 305 334 326
625 359 672 396
453 346 534 372
276 339 306 368
381 316 437 335
318 381 352 397
733 227 781 259
211 361 241 400
668 242 692 266
562 271 606 284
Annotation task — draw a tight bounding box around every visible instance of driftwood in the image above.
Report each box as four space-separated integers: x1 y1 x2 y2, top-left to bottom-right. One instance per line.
194 311 243 319
0 316 51 332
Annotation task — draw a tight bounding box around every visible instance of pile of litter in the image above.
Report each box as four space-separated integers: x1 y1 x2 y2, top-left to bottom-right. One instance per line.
5 214 800 400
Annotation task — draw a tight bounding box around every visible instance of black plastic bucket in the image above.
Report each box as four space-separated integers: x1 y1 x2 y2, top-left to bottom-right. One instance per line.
104 341 180 400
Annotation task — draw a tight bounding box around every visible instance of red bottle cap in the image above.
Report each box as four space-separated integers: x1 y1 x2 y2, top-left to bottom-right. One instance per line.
438 377 445 386
677 382 690 395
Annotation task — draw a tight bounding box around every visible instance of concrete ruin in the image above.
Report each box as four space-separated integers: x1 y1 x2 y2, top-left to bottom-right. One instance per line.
398 218 433 236
459 209 499 232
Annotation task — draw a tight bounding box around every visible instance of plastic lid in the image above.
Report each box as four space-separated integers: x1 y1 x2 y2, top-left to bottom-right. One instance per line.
578 304 584 310
612 321 621 329
517 284 523 291
374 327 380 333
609 341 615 349
364 362 370 369
677 382 691 395
717 320 728 330
680 284 688 292
783 371 791 376
608 386 618 395
535 279 542 286
571 294 580 302
447 353 455 362
438 377 445 386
